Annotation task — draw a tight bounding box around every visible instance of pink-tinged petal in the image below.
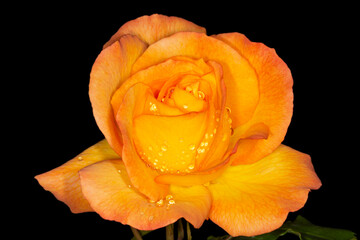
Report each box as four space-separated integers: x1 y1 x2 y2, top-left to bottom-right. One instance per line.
79 159 212 230
35 139 120 213
89 35 147 155
214 33 293 165
104 14 206 48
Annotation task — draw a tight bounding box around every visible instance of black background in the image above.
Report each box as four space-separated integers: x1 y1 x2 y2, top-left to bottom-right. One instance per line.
12 1 358 239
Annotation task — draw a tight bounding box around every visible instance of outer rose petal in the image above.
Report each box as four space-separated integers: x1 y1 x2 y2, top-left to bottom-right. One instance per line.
103 14 206 48
89 35 147 155
79 159 212 230
35 139 120 213
214 33 293 165
208 145 321 237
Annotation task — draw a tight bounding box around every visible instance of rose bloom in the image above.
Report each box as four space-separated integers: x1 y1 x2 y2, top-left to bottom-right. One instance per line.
35 14 321 237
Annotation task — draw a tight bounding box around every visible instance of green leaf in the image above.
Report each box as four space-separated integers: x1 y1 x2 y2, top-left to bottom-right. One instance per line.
281 215 357 240
207 215 357 240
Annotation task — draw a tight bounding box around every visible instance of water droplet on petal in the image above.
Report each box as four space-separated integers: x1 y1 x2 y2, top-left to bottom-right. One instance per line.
156 199 164 207
188 164 195 170
165 195 173 201
78 156 83 161
150 103 157 112
183 105 188 109
198 91 205 99
161 145 167 151
188 144 195 151
149 216 154 221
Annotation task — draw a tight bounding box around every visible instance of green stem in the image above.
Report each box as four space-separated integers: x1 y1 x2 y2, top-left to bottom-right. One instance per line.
130 227 143 240
186 221 192 240
166 224 175 240
177 219 184 240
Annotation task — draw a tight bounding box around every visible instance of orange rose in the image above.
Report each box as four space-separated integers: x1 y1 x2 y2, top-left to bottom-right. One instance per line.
35 14 321 237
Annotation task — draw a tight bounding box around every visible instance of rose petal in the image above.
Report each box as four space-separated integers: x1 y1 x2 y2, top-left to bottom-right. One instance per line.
103 14 206 48
214 33 293 165
133 112 207 173
116 83 169 200
132 32 259 125
79 159 212 230
89 35 147 155
111 57 211 116
208 145 321 236
35 139 120 213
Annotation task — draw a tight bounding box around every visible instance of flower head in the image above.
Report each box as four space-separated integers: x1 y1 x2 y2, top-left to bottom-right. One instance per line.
35 14 321 237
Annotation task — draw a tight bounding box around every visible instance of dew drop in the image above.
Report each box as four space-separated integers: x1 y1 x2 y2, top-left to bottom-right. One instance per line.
148 146 153 151
161 145 167 151
197 148 205 154
198 91 205 99
183 105 188 109
150 103 157 112
168 199 176 205
188 144 196 151
78 156 83 161
156 199 164 207
149 216 154 221
117 169 122 173
188 164 195 170
204 142 208 147
158 152 163 157
165 195 173 201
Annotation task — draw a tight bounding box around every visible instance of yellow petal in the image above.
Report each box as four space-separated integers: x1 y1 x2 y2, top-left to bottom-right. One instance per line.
116 83 169 200
208 145 321 236
133 112 208 173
